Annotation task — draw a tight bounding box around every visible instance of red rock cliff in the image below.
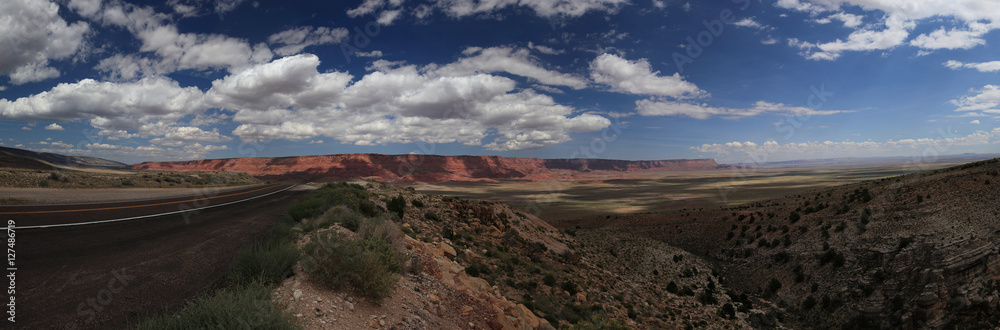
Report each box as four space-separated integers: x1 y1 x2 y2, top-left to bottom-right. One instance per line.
126 154 725 183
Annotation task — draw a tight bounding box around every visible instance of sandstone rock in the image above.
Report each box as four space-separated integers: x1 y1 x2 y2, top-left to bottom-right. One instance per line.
127 154 724 183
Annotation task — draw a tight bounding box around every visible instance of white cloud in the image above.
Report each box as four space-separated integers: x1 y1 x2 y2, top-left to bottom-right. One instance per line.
437 0 628 18
216 54 608 151
44 123 64 131
377 10 403 25
21 127 31 131
308 140 324 144
761 37 779 45
149 126 232 146
951 85 1000 112
434 46 589 89
352 0 628 22
268 26 350 56
814 12 863 28
943 60 1000 73
590 53 704 98
85 2 273 78
356 50 384 58
528 42 564 55
49 141 72 148
971 120 981 124
732 18 765 29
693 127 1000 162
0 76 205 125
910 23 995 50
636 99 853 119
1 0 90 84
532 84 564 94
777 0 1000 59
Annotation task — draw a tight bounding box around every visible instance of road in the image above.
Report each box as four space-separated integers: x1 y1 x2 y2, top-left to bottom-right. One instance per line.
1 184 305 329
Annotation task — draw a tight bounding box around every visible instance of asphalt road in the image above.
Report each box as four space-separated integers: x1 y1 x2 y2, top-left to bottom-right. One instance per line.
0 184 305 329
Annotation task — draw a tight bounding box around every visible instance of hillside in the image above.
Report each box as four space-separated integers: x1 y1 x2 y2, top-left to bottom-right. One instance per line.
0 146 124 169
582 158 1000 328
127 154 725 183
254 182 786 329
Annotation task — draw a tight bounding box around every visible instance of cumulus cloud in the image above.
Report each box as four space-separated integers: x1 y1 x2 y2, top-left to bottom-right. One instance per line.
777 0 1000 59
0 76 205 126
910 21 997 50
944 60 1000 73
85 2 273 79
732 18 765 30
528 42 564 55
348 0 628 24
971 120 981 124
636 99 853 119
590 53 703 98
951 85 1000 113
216 55 608 151
813 12 863 28
693 127 1000 162
44 123 64 131
148 126 233 146
434 46 588 89
1 0 90 84
268 26 350 56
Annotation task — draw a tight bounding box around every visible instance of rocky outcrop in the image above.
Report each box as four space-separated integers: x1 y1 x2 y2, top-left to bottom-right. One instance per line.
127 154 724 183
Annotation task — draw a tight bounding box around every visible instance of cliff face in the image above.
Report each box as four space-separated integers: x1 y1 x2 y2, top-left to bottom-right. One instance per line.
126 154 724 183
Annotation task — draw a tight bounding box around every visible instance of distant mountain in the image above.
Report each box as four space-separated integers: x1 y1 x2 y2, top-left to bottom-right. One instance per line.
0 146 125 170
733 153 1000 168
127 154 727 183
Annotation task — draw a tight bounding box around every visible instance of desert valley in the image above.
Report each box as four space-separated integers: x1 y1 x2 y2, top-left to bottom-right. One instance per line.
3 145 1000 329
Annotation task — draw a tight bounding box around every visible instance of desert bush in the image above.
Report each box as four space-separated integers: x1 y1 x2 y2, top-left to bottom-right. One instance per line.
543 273 557 286
767 278 782 294
301 230 401 303
121 179 135 186
37 179 49 187
135 281 297 330
802 295 817 311
424 211 440 221
410 199 424 207
229 240 299 286
386 195 406 218
288 182 376 221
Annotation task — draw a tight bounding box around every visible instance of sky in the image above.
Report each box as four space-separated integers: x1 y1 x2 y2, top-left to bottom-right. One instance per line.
1 0 1000 164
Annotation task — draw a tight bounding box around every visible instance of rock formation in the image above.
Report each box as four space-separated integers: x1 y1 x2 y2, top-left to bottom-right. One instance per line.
127 154 725 183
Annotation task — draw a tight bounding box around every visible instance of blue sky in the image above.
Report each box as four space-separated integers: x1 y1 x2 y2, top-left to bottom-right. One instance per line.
1 0 1000 164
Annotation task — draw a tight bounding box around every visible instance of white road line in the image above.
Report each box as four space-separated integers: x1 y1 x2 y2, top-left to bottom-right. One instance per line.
2 185 295 230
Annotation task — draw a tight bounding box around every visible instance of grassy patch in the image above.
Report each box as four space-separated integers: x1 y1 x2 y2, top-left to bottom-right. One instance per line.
134 281 298 330
299 213 404 304
288 182 376 221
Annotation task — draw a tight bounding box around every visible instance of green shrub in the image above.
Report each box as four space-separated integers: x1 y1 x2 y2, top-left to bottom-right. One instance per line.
288 182 376 221
121 179 135 186
802 295 817 310
543 273 557 286
135 282 298 330
386 195 406 218
301 230 401 303
411 199 424 207
229 241 299 286
424 211 440 221
767 278 782 294
38 179 49 187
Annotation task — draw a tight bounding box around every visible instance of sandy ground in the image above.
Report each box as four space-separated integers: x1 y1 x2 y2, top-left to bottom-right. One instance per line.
0 185 262 204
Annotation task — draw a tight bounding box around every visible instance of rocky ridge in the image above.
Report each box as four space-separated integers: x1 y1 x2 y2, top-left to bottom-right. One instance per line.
277 182 778 329
597 158 1000 329
127 154 724 183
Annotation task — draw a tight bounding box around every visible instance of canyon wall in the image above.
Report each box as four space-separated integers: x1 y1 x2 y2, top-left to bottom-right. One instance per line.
126 154 724 183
